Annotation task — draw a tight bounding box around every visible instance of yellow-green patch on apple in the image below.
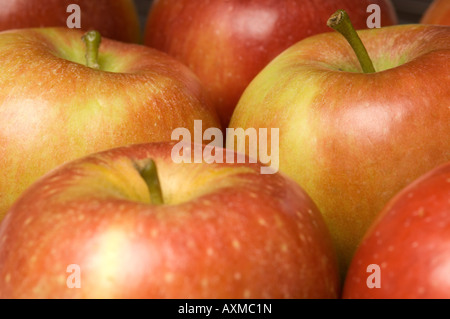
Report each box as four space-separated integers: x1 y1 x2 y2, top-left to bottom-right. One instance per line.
228 22 450 275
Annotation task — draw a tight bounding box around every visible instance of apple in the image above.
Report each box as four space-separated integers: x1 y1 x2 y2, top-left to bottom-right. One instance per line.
0 142 340 298
144 0 398 128
342 162 450 299
0 27 221 222
227 11 450 275
0 0 141 43
421 0 450 26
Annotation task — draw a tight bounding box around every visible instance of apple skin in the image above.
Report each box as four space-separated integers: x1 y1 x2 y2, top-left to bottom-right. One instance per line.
0 0 141 43
342 162 450 299
144 0 398 128
0 142 340 299
227 24 450 275
421 0 450 26
0 27 220 222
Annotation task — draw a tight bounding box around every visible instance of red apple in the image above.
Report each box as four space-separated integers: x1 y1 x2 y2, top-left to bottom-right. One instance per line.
0 0 141 43
0 27 220 222
144 0 398 127
227 19 450 275
421 0 450 26
342 162 450 299
0 142 340 299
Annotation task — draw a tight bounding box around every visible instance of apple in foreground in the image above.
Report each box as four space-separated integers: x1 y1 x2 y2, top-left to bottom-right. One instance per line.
421 0 450 26
0 0 141 43
0 28 220 221
343 162 450 298
227 12 450 275
144 0 398 127
0 142 340 299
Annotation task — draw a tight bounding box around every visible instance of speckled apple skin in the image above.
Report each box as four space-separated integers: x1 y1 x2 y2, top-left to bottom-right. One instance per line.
343 162 450 299
0 28 220 220
0 142 340 298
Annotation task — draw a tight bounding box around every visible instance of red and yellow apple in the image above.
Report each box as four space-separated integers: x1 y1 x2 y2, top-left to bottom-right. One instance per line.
0 142 340 298
0 0 141 43
343 162 450 299
0 27 220 221
227 21 450 274
421 0 450 26
144 0 398 127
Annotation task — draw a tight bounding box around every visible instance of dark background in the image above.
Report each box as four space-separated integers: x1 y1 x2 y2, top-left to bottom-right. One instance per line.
133 0 435 32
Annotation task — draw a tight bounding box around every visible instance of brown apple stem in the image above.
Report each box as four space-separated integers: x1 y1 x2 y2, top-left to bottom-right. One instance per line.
139 159 164 205
327 10 376 73
82 30 101 70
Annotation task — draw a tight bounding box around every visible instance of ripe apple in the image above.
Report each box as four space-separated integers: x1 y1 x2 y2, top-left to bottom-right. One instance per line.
0 142 340 299
421 0 450 26
144 0 398 128
0 0 141 43
0 27 220 222
342 162 450 298
227 14 450 275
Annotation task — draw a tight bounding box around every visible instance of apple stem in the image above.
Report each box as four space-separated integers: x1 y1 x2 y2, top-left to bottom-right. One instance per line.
82 30 102 70
139 159 164 205
327 10 376 73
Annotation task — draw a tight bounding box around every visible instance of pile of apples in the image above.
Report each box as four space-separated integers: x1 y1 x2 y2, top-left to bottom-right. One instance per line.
0 0 448 299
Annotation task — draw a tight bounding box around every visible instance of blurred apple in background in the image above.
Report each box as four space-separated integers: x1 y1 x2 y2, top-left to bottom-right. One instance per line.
343 162 450 299
227 19 450 275
421 0 450 26
0 142 340 298
0 27 220 221
144 0 398 128
0 0 141 43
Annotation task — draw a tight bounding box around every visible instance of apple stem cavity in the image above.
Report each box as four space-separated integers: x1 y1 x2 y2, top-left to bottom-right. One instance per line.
327 10 376 74
82 30 102 70
139 159 164 205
